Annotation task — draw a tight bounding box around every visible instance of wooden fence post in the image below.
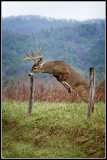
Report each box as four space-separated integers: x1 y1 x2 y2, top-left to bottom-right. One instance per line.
87 67 96 119
28 75 34 116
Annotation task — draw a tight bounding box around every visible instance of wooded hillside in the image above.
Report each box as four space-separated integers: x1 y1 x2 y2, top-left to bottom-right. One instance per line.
2 16 105 83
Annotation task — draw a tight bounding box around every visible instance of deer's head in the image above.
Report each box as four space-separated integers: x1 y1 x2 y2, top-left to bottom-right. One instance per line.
21 48 44 76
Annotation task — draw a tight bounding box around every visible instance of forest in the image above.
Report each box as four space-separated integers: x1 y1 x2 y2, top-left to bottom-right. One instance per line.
2 16 105 84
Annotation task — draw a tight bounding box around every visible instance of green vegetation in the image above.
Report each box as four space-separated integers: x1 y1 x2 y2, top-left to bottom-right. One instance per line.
2 16 105 83
2 102 105 158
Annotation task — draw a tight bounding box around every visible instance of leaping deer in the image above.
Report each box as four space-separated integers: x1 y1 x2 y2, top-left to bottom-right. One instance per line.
21 48 90 104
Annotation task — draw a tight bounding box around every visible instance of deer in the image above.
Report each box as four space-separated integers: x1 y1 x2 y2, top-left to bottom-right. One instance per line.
21 48 94 112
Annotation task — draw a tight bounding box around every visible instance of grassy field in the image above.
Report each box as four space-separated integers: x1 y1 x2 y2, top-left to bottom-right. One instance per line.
2 102 105 158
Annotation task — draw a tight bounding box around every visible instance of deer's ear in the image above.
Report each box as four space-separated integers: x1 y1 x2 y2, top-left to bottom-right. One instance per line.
39 62 44 67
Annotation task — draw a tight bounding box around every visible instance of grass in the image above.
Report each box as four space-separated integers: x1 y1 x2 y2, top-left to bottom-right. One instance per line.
2 101 105 158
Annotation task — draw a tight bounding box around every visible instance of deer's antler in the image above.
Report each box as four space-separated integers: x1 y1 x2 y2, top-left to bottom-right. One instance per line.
21 48 43 63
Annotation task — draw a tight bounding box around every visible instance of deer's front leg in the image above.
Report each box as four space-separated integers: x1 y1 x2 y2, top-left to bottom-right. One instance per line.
61 81 71 93
56 74 62 81
54 73 70 81
56 76 71 93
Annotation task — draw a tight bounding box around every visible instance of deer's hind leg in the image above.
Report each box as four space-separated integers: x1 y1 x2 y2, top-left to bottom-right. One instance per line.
75 85 89 103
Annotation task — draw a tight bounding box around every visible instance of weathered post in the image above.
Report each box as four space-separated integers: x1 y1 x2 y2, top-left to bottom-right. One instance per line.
28 75 34 116
87 67 96 119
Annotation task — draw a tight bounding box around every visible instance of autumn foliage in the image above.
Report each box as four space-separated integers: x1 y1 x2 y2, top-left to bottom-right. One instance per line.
2 78 105 103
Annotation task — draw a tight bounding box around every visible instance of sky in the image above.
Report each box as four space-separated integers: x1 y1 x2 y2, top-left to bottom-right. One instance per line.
2 1 105 21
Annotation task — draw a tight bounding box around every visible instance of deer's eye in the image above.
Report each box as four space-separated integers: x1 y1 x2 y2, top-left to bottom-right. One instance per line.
32 66 37 69
34 67 37 69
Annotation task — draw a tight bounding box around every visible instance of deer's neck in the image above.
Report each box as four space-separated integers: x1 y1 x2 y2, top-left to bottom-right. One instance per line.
42 61 56 74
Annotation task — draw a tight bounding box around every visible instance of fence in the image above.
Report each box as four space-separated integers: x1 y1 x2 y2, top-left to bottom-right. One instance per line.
2 72 105 118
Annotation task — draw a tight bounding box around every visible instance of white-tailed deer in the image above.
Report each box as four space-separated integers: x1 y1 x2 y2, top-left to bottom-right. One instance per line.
22 48 94 111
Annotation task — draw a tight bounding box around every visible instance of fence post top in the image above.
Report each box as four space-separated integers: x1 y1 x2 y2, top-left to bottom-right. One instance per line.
89 67 96 73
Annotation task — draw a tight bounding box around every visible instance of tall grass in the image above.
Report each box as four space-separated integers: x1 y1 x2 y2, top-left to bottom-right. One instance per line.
2 101 105 158
2 78 105 103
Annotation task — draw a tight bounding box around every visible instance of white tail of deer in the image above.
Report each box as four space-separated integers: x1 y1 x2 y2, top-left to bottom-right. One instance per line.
21 48 94 112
